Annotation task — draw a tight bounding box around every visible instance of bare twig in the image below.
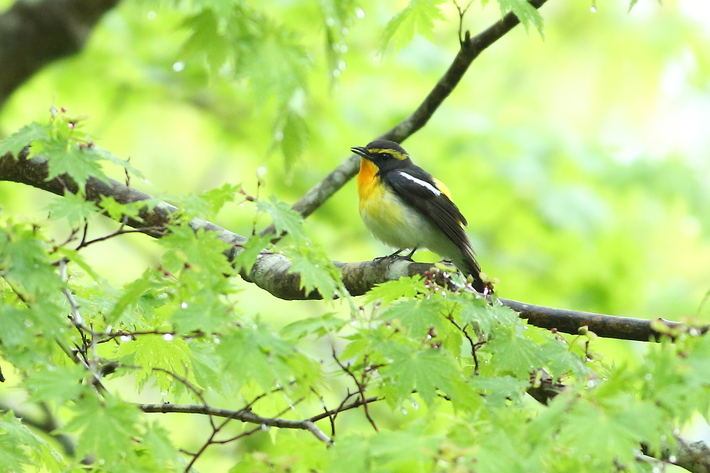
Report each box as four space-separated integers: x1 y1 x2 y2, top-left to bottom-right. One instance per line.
308 395 383 424
138 402 333 445
332 349 378 432
447 313 483 375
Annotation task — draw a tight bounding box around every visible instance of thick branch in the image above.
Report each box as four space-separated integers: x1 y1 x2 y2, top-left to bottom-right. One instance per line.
0 0 120 109
263 0 547 234
499 298 702 342
0 149 698 342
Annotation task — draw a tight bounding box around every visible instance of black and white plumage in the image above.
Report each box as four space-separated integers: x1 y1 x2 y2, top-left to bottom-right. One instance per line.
352 140 485 291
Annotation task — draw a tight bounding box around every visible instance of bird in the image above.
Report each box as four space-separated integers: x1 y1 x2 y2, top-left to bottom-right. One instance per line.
351 139 487 292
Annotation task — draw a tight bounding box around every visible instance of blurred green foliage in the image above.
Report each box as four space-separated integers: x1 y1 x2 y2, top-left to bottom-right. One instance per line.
1 0 710 471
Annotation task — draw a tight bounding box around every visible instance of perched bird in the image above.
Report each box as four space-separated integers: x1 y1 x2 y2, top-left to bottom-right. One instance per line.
351 139 487 292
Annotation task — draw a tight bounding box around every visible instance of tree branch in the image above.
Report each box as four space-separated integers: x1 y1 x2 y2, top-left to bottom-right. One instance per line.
0 0 121 109
138 403 333 444
499 298 704 342
0 149 699 343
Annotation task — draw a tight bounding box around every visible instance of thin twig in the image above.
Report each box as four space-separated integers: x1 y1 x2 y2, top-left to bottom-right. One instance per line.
308 395 383 423
332 349 378 432
138 401 333 445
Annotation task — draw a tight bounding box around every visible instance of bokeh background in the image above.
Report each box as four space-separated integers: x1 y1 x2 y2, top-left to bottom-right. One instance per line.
1 0 709 468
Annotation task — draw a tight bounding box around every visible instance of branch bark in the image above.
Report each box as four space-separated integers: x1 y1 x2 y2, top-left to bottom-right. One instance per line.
0 149 699 343
0 0 121 109
138 403 333 444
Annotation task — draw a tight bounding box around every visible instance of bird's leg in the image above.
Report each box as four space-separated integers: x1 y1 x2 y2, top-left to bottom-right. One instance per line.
387 249 404 258
402 247 417 261
375 249 411 263
374 249 403 263
373 248 418 263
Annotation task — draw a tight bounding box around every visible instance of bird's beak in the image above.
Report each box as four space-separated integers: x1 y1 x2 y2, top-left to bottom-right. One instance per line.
351 146 370 159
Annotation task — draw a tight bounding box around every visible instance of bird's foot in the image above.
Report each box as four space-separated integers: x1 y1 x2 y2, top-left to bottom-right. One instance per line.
373 248 417 264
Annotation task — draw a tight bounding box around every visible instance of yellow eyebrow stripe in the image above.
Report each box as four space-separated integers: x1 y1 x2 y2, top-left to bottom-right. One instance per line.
367 148 408 160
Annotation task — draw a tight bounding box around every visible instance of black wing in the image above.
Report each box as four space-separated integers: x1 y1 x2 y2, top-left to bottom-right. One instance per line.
383 165 470 252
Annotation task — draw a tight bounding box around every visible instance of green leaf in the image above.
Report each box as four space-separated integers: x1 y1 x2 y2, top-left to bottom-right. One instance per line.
537 339 590 379
485 329 545 378
242 29 310 105
379 0 447 54
44 191 98 227
0 122 50 156
470 375 529 407
141 422 181 470
380 298 448 340
257 196 307 241
497 0 544 36
0 221 65 298
380 344 460 406
182 8 230 70
115 335 196 393
200 183 242 216
0 306 36 348
25 364 89 405
65 396 141 465
362 276 426 306
280 312 347 339
286 245 344 300
556 399 645 468
44 139 109 190
0 411 62 471
326 435 370 473
98 195 144 222
216 322 319 392
170 287 231 334
458 297 501 334
107 271 155 324
92 146 145 179
160 225 233 275
279 105 310 166
168 193 213 220
233 233 272 274
54 247 106 283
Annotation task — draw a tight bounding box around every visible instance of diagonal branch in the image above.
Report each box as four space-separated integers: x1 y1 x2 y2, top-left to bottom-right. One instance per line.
261 0 548 237
0 148 700 343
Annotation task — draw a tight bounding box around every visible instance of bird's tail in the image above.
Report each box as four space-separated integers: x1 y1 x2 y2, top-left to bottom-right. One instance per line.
453 248 488 293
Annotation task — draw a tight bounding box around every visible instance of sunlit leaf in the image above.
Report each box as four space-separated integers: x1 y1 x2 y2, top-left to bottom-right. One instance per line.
0 122 50 156
44 191 98 227
379 0 447 54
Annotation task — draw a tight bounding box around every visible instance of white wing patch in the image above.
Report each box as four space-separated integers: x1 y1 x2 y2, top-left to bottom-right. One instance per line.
398 171 441 196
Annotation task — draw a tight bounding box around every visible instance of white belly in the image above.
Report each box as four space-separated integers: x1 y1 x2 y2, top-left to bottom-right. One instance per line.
360 190 441 251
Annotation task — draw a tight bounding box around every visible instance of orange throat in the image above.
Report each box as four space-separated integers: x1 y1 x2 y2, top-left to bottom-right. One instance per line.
357 158 379 202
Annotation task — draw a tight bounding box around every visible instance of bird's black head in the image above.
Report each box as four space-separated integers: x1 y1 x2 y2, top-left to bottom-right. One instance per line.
351 140 411 170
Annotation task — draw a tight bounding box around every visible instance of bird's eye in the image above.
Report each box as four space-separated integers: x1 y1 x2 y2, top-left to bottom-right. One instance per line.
380 152 392 159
